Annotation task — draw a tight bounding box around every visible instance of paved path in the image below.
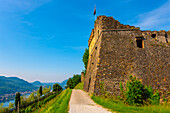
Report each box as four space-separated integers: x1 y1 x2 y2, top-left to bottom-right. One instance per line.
69 89 112 113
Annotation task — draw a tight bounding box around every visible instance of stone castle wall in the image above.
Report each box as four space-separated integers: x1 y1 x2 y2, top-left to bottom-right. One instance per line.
84 16 170 98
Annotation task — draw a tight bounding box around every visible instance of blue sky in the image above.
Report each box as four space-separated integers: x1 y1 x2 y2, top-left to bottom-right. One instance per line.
0 0 169 82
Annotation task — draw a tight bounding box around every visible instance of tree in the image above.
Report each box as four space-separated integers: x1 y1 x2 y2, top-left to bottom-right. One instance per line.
20 95 27 107
0 102 4 107
82 48 89 71
66 75 81 89
43 86 51 95
49 86 51 93
15 92 21 109
28 92 36 102
66 78 73 89
37 89 40 98
8 102 14 110
53 83 63 92
39 86 42 96
72 74 81 88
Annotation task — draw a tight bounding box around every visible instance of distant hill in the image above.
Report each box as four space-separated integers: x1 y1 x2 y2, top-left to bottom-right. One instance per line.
0 76 69 96
31 78 69 90
31 81 55 88
31 81 42 86
0 76 38 96
59 79 68 89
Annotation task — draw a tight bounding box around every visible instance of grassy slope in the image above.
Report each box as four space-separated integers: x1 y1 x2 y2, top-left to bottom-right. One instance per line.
91 96 170 113
33 88 72 113
74 82 84 90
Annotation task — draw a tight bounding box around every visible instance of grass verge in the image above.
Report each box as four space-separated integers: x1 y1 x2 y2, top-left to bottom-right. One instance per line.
33 88 72 113
74 82 84 90
91 95 170 113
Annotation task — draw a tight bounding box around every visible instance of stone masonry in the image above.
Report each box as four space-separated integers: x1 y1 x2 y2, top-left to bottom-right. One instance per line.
83 16 170 98
81 72 85 82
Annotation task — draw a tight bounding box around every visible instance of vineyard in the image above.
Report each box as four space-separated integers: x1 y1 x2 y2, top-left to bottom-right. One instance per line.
33 88 72 113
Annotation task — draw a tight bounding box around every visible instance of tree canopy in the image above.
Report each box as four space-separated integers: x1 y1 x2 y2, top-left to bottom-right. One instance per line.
53 83 63 92
39 86 42 96
82 48 89 70
66 74 81 89
15 92 21 108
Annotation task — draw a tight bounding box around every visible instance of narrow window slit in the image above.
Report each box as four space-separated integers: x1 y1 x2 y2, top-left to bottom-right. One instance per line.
151 34 156 38
136 37 144 48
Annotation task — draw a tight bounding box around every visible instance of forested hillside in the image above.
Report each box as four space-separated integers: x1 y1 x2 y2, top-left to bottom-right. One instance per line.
0 76 38 95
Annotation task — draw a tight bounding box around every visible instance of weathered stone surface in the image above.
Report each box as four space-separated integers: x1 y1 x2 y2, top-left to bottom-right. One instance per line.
81 72 85 82
84 16 170 98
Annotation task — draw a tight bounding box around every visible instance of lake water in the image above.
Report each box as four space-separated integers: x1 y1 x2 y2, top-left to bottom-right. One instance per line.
0 93 31 107
2 100 15 107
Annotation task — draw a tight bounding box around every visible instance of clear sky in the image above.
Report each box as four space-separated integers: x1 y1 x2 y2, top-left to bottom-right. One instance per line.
0 0 169 83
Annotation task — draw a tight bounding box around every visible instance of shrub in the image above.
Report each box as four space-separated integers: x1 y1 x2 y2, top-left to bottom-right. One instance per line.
119 81 124 99
163 95 168 105
150 90 160 105
120 75 160 106
25 106 32 113
125 75 148 106
145 85 160 105
150 43 154 46
100 81 105 95
0 107 9 113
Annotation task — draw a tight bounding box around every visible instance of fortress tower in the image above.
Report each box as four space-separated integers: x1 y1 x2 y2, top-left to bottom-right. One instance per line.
83 16 170 97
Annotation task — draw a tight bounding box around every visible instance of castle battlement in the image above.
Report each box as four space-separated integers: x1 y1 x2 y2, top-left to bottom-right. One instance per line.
88 16 169 54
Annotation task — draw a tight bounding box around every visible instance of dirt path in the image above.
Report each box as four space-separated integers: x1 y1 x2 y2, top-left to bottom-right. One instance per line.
69 89 112 113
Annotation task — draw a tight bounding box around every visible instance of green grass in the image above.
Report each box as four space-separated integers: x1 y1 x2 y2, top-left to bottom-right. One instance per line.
33 88 72 113
91 95 170 113
74 82 84 90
